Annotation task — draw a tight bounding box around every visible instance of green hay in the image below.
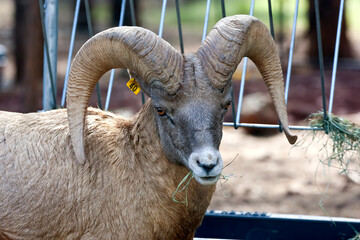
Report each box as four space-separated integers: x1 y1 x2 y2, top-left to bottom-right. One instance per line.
172 155 239 206
171 171 233 206
296 112 360 219
348 224 360 240
172 171 194 207
219 173 235 183
308 111 360 174
217 154 240 197
349 232 360 240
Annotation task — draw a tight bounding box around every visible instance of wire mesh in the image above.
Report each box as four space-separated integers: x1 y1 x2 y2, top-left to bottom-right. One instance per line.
60 0 81 108
235 0 255 126
40 0 347 133
39 0 57 110
328 0 345 114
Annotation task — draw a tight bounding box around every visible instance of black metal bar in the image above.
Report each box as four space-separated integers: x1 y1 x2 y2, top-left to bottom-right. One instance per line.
128 0 145 105
219 0 237 130
267 0 275 40
84 0 103 109
314 0 329 133
195 211 360 240
266 0 284 134
84 0 93 36
175 0 184 54
220 0 226 18
39 0 57 109
129 0 136 26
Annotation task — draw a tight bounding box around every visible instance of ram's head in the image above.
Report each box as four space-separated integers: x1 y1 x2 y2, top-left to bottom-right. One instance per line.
66 15 297 185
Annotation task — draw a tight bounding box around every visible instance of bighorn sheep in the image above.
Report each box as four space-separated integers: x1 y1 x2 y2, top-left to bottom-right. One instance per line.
0 15 297 239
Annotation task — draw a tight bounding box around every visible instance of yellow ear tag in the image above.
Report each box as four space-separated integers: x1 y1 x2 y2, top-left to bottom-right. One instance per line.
126 78 141 95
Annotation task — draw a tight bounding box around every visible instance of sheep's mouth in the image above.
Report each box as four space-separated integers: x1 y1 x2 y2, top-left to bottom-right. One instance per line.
194 175 220 185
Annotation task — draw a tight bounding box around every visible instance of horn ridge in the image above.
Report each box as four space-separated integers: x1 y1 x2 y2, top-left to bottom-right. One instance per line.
198 15 297 144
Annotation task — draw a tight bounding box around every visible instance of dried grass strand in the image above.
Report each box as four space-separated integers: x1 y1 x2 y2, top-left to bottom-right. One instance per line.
172 171 194 207
308 111 360 174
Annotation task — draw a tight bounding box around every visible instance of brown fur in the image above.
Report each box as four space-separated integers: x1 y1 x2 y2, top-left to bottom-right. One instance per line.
0 102 215 239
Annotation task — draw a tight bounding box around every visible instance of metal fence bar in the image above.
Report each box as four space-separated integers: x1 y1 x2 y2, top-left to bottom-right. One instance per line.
328 0 345 114
202 0 211 42
104 0 127 111
284 0 299 105
220 0 240 130
129 0 136 26
48 0 343 133
61 0 81 107
220 0 226 18
235 0 255 125
267 0 275 39
84 0 93 36
104 70 116 111
159 0 168 38
175 0 184 54
314 0 329 132
223 122 322 131
128 0 145 104
41 0 58 110
83 0 103 109
118 1 127 31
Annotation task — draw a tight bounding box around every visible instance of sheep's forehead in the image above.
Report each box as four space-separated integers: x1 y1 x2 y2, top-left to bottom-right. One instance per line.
182 53 211 92
179 53 231 98
152 53 231 111
162 79 229 118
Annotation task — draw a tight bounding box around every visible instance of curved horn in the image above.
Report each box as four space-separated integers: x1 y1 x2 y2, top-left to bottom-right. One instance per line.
197 15 297 145
66 27 182 164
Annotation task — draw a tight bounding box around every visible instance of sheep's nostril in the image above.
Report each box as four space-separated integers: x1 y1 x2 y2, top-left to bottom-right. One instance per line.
204 163 215 170
198 162 216 172
190 149 222 175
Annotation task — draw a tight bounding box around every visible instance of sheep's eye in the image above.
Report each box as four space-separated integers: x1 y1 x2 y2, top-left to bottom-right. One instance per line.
156 107 166 116
224 101 231 110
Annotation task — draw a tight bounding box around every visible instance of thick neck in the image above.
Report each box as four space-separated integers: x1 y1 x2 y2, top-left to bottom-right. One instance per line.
129 100 191 182
129 101 216 238
82 104 215 238
131 101 162 158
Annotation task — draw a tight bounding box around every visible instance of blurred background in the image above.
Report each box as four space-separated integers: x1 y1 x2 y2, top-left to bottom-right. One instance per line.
0 0 360 219
0 0 359 116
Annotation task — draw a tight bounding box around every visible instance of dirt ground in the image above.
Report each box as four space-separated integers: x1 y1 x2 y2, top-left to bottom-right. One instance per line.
210 112 360 219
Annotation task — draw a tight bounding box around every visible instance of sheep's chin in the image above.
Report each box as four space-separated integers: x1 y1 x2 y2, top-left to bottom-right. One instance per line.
194 174 220 185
